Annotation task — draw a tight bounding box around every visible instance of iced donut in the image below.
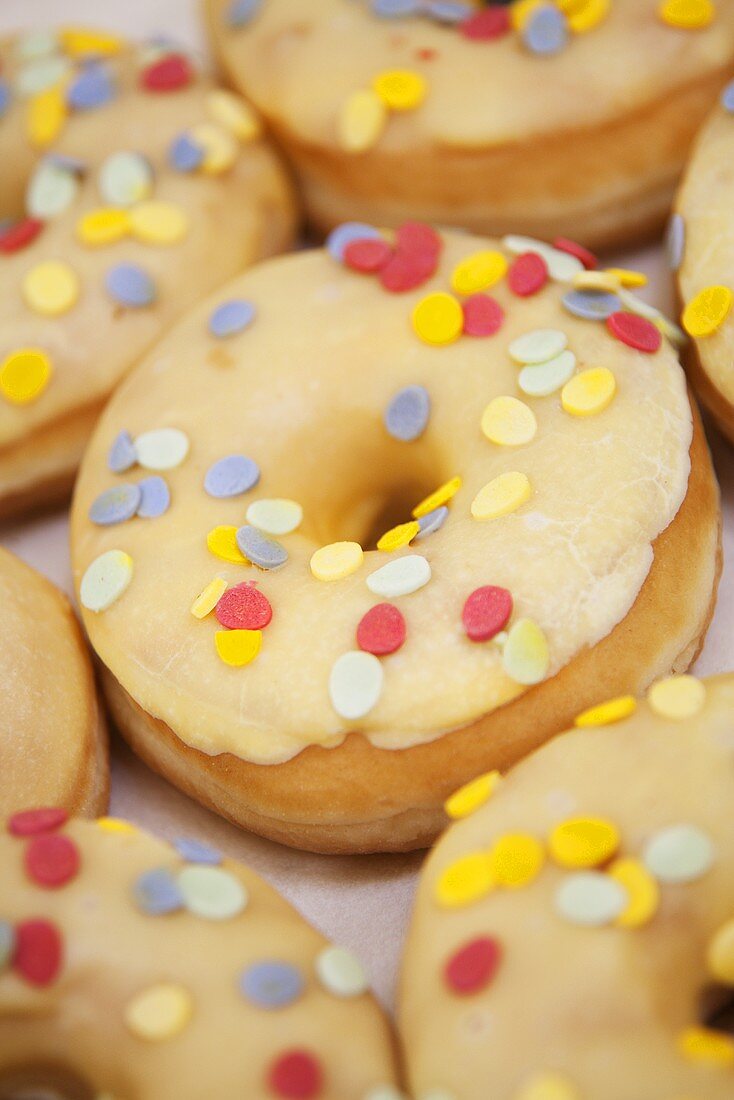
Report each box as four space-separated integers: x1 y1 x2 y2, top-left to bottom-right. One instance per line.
674 77 734 444
70 224 720 854
0 812 400 1098
204 0 734 249
0 547 107 819
400 673 734 1100
0 26 296 520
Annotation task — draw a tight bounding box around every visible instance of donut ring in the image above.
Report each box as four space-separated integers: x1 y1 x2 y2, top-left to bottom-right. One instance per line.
0 813 400 1098
204 0 734 249
0 27 296 521
400 673 734 1100
0 547 107 819
70 226 720 854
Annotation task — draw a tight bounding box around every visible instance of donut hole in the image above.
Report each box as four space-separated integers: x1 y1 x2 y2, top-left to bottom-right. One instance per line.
0 1065 95 1100
700 982 734 1035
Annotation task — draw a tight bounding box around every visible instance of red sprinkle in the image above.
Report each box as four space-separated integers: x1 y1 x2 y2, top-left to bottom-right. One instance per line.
140 54 193 93
215 582 272 630
606 311 661 354
380 249 438 293
8 807 67 838
268 1050 323 1099
356 604 406 656
344 238 393 274
13 919 62 986
25 834 80 889
395 221 442 257
553 236 598 270
508 252 548 297
462 294 504 337
0 218 44 254
462 586 513 642
444 936 502 995
460 7 511 40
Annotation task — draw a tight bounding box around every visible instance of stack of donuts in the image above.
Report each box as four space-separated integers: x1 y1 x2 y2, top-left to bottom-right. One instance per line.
2 2 734 1097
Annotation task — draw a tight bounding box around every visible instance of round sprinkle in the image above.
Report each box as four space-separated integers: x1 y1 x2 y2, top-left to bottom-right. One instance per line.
0 81 11 120
329 650 384 720
316 945 368 997
133 868 183 915
373 0 423 15
462 585 513 642
26 159 79 218
608 858 659 928
326 222 382 262
503 235 583 282
67 63 114 110
61 28 123 56
481 396 537 446
105 263 156 308
377 520 419 552
207 526 248 564
209 299 256 339
13 919 62 986
178 865 248 920
311 541 363 581
246 498 302 536
508 252 548 297
562 288 620 321
191 577 228 619
658 0 715 29
0 217 44 254
643 824 714 883
682 285 733 337
344 237 393 273
502 618 549 685
678 1026 734 1066
227 0 264 26
338 88 387 152
518 351 576 397
17 54 68 94
647 674 706 719
98 151 153 206
561 367 616 417
137 475 170 519
125 983 193 1042
236 525 288 570
80 550 133 612
412 476 462 518
8 807 68 837
239 960 304 1009
204 454 260 498
357 603 406 655
189 121 239 174
412 292 463 346
169 131 204 172
555 871 627 926
0 922 15 970
553 236 598 270
574 270 622 293
445 771 501 820
129 200 188 245
471 471 531 522
416 505 449 540
707 918 734 984
523 4 569 54
444 936 501 997
462 293 504 337
451 250 507 296
574 695 637 727
141 53 193 93
215 628 263 667
216 582 272 630
135 428 189 471
488 833 545 889
206 88 261 140
515 1072 580 1100
722 79 734 113
384 385 430 442
25 834 80 888
509 328 567 365
22 260 79 317
373 69 427 110
366 554 431 598
567 0 610 32
605 266 647 289
28 86 67 148
0 347 52 405
549 818 619 870
665 213 686 271
77 207 130 246
435 852 495 908
173 837 222 865
461 7 511 38
89 483 142 526
606 311 662 352
268 1050 323 1100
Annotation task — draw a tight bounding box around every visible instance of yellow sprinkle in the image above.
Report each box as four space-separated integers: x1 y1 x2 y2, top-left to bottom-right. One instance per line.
124 983 194 1042
206 89 261 141
556 0 588 11
471 471 531 521
28 86 66 147
549 818 620 869
206 526 248 564
605 266 647 288
96 816 138 835
22 260 79 317
678 1027 734 1066
191 577 228 619
338 88 387 153
310 541 364 581
372 69 427 111
573 270 621 292
502 618 549 686
412 476 462 519
0 348 52 405
445 770 501 820
481 396 537 446
377 520 420 552
515 1072 580 1100
658 0 716 30
609 858 660 928
567 0 610 33
489 833 545 888
129 201 189 246
189 122 239 174
511 0 546 30
412 292 463 346
451 250 508 296
647 674 706 720
682 285 732 337
707 918 734 984
574 695 637 727
435 852 495 908
77 208 131 247
215 629 262 667
561 367 616 417
61 27 124 55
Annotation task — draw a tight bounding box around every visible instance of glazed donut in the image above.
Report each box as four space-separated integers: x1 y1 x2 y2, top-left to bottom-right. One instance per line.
204 0 734 249
70 224 720 855
0 547 107 819
0 26 296 521
400 672 734 1100
674 78 734 444
0 812 400 1098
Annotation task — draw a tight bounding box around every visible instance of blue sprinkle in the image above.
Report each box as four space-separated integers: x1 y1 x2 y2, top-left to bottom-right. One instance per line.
416 505 449 540
523 4 568 56
722 80 734 114
236 525 288 570
133 867 184 915
105 263 156 308
173 837 222 865
227 0 263 27
67 63 115 111
384 385 431 442
137 475 170 519
372 0 423 16
169 132 204 172
48 153 87 175
562 288 620 321
209 299 257 339
665 213 686 273
89 483 142 526
425 1 473 23
239 960 304 1009
0 80 12 119
108 429 137 473
0 920 16 969
326 222 382 263
204 454 260 498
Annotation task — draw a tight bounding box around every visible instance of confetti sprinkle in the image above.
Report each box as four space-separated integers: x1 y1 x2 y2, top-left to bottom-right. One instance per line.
471 471 531 521
451 250 507 295
648 674 706 720
329 650 384 719
643 824 714 883
0 347 52 405
169 131 204 172
682 285 733 337
366 554 431 597
178 865 248 919
189 121 239 173
549 818 619 869
508 251 548 296
515 1072 580 1100
553 236 597 270
135 428 189 470
311 541 364 581
574 695 637 726
89 483 142 526
460 7 511 39
206 89 261 140
236 525 288 570
489 833 545 887
608 858 659 928
412 292 463 346
216 582 272 630
462 293 504 337
384 384 431 442
412 476 462 517
207 525 248 564
268 1050 323 1100
209 299 256 338
357 603 406 655
8 807 68 837
246 498 302 536
555 871 627 926
665 213 686 271
462 585 513 641
606 311 662 352
129 200 189 245
523 4 569 54
137 475 170 518
509 328 567 365
518 351 576 397
503 235 583 281
445 771 501 820
502 618 549 684
658 0 716 30
77 207 130 246
124 983 193 1041
67 63 114 111
61 28 123 56
13 919 62 986
215 628 263 666
133 868 184 915
0 217 44 254
416 505 449 539
173 837 222 865
239 960 304 1009
373 69 427 110
191 577 228 619
707 918 734 984
326 222 382 262
141 53 194 93
105 263 156 308
227 0 264 26
481 396 537 446
0 922 15 970
435 852 495 908
338 88 387 152
28 86 67 148
562 288 620 321
344 237 393 273
722 79 734 113
678 1027 734 1066
205 454 260 497
561 367 616 417
80 549 133 612
22 259 80 317
26 158 79 218
377 521 420 552
444 935 501 996
24 834 80 888
316 945 368 997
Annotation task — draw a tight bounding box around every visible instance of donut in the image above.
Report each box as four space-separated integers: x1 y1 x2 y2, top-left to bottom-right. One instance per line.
204 0 734 249
0 812 400 1098
0 27 296 521
0 547 107 819
674 77 734 444
70 224 721 855
399 672 734 1099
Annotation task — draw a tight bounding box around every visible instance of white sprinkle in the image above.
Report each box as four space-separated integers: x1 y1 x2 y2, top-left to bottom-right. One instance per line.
366 554 431 598
329 651 383 720
555 872 627 926
80 550 133 612
509 328 568 365
134 428 189 471
643 824 714 884
315 945 368 998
